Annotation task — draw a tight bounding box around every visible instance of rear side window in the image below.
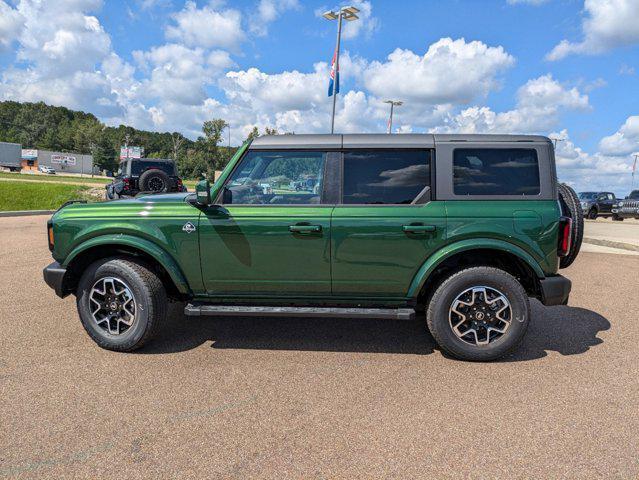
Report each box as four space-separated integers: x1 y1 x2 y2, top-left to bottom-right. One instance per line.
131 161 176 176
342 150 431 204
453 149 540 196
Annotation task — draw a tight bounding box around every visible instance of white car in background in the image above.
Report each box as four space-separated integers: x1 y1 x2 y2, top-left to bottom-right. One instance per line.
38 165 56 174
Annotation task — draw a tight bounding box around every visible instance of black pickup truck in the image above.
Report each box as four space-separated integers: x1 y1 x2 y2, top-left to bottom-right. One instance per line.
579 191 618 220
612 190 639 220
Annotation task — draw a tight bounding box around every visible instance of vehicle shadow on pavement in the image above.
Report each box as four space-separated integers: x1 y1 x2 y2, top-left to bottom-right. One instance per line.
144 303 437 355
140 301 609 360
503 301 610 362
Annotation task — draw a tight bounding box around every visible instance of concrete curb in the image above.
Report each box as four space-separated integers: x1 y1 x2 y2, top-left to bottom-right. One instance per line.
0 210 55 217
583 237 639 252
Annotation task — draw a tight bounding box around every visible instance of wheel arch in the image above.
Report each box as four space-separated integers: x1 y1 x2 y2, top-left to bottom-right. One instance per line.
62 235 190 299
408 240 544 306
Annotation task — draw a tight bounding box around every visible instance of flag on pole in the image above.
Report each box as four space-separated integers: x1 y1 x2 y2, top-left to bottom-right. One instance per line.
328 47 339 97
633 155 637 179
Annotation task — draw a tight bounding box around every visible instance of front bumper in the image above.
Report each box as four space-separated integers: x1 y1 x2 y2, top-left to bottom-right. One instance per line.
539 274 571 306
43 261 69 298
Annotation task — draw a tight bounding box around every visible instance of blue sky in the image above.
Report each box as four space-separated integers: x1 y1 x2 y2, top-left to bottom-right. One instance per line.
1 0 639 193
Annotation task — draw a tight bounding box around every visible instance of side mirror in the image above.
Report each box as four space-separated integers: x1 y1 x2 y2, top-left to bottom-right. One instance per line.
195 179 211 206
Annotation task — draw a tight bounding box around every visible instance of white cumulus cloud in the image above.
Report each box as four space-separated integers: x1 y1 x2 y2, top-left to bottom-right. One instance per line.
436 75 590 134
547 0 639 60
599 115 639 156
363 38 515 105
0 1 25 49
165 1 245 52
250 0 300 37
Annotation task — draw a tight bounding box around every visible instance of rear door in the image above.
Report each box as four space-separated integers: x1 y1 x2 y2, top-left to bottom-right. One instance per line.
330 148 446 298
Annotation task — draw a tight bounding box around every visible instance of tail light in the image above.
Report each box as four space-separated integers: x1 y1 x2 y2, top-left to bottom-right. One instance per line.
47 220 54 251
177 178 183 187
558 216 572 257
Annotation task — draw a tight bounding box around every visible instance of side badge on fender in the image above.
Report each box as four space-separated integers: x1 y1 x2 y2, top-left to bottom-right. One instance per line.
182 222 196 234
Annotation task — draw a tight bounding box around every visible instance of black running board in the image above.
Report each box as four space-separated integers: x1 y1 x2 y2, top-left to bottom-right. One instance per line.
184 304 415 321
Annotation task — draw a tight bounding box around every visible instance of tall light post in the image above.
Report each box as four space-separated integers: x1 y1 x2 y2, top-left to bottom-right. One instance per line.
384 100 403 134
323 6 359 134
550 137 564 150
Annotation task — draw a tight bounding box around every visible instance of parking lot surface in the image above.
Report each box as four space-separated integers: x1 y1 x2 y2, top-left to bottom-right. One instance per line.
2 215 638 479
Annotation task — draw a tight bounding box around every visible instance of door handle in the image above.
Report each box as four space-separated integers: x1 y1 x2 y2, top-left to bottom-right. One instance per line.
289 224 322 233
403 224 436 234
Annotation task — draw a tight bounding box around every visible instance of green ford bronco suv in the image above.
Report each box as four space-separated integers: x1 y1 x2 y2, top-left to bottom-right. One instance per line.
43 134 583 361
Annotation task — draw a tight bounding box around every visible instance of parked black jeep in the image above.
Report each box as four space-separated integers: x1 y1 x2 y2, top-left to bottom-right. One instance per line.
579 191 618 219
106 158 185 199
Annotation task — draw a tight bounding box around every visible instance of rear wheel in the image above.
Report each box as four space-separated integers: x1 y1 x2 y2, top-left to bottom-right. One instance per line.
76 257 167 351
426 267 530 362
558 183 584 269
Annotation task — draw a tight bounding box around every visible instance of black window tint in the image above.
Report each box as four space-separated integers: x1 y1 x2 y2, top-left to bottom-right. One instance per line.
342 150 431 204
131 161 176 176
453 149 540 196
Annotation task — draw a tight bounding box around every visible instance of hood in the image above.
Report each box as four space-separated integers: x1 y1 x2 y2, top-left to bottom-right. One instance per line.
53 192 194 220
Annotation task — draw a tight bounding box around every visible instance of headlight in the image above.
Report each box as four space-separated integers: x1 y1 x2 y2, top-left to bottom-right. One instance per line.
619 201 624 207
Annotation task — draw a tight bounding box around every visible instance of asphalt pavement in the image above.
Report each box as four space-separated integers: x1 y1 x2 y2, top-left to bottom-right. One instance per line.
1 215 638 479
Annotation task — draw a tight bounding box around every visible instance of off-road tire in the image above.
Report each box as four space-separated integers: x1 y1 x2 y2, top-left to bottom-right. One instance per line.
139 168 170 193
426 267 530 362
558 183 584 269
76 257 167 352
612 214 624 221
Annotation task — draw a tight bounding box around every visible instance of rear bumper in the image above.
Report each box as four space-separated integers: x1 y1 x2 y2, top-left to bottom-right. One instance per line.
43 261 69 298
539 274 571 306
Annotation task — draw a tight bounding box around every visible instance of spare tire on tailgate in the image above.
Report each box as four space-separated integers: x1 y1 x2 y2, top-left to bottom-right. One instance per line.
558 183 583 269
139 168 170 193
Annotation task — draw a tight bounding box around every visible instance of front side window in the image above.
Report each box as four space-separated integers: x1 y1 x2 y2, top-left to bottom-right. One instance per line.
453 149 540 196
223 150 326 205
342 150 431 204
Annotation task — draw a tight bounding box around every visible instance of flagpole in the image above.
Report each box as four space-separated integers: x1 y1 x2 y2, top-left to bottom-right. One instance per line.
330 11 343 134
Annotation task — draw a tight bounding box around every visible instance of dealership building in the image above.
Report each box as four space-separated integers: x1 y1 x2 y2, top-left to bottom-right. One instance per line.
20 148 97 175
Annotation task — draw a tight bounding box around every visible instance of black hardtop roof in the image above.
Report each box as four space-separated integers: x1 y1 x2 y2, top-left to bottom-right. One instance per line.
249 133 552 149
122 158 175 163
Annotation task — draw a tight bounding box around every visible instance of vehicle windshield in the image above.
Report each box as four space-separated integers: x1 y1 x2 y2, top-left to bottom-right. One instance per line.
578 192 597 200
628 190 639 199
116 161 128 177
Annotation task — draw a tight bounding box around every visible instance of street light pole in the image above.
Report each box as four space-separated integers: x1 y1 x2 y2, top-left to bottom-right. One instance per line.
323 6 359 134
384 100 403 134
330 12 343 134
550 137 564 150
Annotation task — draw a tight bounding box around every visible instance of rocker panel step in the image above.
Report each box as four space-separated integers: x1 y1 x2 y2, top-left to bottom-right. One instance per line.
184 304 415 321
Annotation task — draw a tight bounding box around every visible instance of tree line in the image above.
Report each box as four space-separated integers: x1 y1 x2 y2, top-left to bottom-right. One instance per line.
0 101 273 179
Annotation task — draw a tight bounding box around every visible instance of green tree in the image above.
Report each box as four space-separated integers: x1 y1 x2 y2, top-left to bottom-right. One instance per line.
201 119 228 173
245 126 260 143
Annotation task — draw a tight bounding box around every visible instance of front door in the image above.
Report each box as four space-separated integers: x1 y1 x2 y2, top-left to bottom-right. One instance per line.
199 149 333 297
331 149 447 298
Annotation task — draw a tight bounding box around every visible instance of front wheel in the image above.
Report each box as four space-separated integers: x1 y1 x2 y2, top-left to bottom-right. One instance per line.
588 208 598 219
426 267 530 361
76 258 167 351
612 214 624 221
